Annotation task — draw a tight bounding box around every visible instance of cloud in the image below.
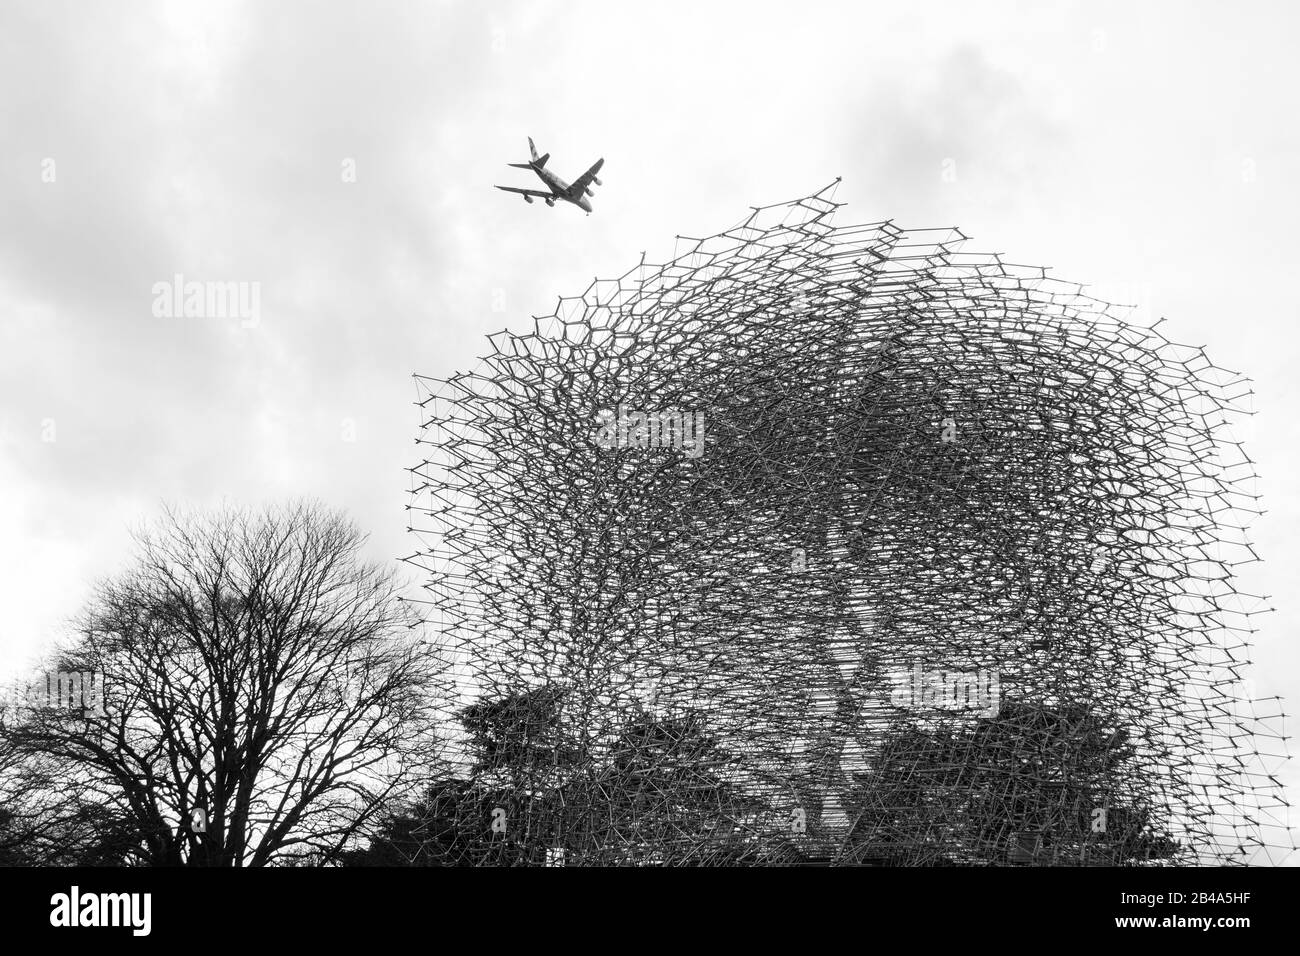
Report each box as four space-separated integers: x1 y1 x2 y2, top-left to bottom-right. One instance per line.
840 45 1067 224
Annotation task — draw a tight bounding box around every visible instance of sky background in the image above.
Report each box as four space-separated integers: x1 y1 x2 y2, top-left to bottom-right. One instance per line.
1 0 1297 854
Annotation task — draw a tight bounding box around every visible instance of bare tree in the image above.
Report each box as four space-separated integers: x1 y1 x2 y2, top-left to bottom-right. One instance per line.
2 502 444 866
0 715 35 864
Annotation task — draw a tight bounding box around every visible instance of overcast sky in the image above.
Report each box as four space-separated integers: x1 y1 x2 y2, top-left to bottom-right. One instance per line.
2 0 1298 841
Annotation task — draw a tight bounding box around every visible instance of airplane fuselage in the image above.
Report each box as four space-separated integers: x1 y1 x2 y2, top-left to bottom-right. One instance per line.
533 164 593 213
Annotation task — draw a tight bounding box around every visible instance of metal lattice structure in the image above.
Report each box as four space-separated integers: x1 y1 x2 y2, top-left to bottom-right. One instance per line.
404 183 1293 865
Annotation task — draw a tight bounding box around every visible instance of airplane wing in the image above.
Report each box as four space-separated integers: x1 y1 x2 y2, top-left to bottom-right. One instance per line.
496 185 553 198
569 158 605 195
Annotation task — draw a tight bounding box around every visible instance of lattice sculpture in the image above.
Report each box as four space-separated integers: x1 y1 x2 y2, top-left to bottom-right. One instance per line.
404 183 1292 866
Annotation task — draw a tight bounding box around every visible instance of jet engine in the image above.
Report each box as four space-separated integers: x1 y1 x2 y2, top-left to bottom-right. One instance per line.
545 198 555 206
523 194 533 203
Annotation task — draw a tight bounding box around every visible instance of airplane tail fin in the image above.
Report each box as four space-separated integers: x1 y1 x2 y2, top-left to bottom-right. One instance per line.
528 137 548 168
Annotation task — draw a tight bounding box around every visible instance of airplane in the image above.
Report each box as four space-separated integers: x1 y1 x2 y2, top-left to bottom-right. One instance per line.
496 137 604 214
